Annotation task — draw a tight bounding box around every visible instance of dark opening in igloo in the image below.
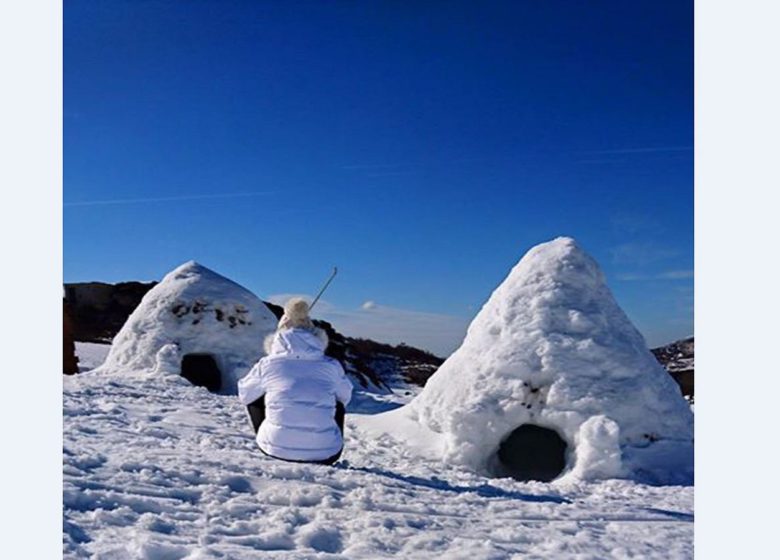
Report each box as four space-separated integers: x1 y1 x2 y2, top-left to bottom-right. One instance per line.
496 424 568 482
181 353 222 392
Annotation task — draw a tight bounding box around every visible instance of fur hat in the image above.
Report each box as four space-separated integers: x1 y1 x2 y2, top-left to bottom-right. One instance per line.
278 297 314 330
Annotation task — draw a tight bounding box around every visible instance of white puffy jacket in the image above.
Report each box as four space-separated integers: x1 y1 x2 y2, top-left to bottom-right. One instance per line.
237 327 353 461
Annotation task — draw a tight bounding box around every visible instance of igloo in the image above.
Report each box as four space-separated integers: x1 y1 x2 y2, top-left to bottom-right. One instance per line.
93 261 277 393
363 237 693 484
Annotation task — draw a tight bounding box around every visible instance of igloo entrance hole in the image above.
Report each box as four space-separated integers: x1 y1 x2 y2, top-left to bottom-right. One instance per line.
181 353 222 392
496 424 568 482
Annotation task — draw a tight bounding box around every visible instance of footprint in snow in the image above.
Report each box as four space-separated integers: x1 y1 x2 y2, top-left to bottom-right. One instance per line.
298 525 343 554
220 475 253 494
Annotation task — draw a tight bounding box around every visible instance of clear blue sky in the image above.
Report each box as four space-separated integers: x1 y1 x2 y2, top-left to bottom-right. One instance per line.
64 1 693 355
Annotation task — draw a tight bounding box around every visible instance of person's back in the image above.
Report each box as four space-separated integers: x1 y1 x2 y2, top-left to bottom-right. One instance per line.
238 299 352 464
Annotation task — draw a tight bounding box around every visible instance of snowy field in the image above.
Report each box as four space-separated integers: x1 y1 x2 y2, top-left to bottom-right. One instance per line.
64 343 693 559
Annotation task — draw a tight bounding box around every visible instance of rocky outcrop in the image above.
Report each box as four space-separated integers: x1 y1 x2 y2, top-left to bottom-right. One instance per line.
651 336 694 401
65 281 158 342
63 300 79 374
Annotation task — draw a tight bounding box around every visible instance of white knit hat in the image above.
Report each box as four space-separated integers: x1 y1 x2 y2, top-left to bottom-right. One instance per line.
278 297 314 330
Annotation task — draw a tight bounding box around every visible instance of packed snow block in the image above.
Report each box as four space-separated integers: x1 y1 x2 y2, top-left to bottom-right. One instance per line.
92 261 277 393
403 237 693 483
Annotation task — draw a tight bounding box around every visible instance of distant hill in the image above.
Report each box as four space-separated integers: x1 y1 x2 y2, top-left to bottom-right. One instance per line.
651 336 694 401
64 281 443 390
65 282 158 343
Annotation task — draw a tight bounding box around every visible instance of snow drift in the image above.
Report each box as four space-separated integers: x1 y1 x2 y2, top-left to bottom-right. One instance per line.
93 261 277 392
361 237 693 484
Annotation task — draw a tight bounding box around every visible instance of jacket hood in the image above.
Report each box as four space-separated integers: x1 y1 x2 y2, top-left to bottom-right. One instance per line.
264 327 329 359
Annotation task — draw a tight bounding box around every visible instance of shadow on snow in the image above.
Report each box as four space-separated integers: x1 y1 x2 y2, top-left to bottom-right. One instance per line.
339 464 571 504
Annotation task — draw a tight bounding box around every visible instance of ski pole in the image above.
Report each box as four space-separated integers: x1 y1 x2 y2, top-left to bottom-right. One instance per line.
310 267 338 311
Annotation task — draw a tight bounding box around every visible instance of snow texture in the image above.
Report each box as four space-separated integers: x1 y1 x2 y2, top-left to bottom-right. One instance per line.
369 237 693 484
93 261 278 393
63 242 694 556
65 342 693 559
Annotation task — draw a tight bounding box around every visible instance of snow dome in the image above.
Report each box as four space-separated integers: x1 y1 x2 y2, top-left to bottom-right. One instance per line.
93 261 277 393
366 237 693 484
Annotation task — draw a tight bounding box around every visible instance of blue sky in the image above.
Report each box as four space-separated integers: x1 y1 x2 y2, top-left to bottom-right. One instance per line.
64 1 693 355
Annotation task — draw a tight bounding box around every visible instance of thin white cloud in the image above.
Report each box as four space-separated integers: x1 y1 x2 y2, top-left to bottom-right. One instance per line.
615 273 649 281
656 269 694 280
340 163 418 171
575 159 627 165
609 242 681 266
580 146 693 155
609 212 662 236
64 191 278 207
364 171 419 178
616 269 694 282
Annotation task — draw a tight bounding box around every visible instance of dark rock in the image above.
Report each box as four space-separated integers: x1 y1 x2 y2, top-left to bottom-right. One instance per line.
651 336 694 402
63 300 79 375
65 281 157 343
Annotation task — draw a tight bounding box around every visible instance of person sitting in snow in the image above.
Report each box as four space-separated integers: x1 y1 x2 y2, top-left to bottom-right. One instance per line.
238 297 352 465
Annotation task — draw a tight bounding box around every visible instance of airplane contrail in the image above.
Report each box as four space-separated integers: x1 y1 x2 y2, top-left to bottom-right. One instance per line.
64 191 278 207
580 146 693 155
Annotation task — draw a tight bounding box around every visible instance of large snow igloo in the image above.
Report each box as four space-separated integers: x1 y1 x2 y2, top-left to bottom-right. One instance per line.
396 237 694 484
94 261 277 393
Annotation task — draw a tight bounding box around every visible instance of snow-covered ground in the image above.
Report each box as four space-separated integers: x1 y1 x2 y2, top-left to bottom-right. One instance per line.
64 343 693 559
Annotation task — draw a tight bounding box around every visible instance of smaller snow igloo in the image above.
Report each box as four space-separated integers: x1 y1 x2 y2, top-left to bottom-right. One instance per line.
94 261 277 393
399 237 694 484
